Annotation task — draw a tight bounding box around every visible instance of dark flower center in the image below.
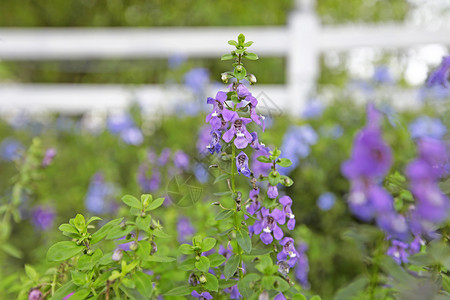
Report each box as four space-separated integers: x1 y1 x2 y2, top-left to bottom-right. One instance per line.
234 119 243 131
217 101 223 111
237 155 246 166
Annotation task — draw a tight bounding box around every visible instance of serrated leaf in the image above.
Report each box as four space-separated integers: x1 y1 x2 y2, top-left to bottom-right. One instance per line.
209 253 226 267
136 215 151 231
215 210 234 221
133 271 153 297
236 229 252 254
122 195 142 209
224 255 240 280
46 241 84 262
152 228 171 239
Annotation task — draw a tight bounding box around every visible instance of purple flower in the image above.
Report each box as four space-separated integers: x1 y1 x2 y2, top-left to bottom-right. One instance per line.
194 163 209 184
197 126 212 155
295 243 310 289
224 284 242 299
120 127 143 146
387 240 410 264
222 115 253 149
177 217 195 243
279 196 295 230
426 55 450 88
206 91 228 130
373 66 394 85
248 104 265 131
85 172 116 214
253 208 285 244
184 68 210 94
158 148 171 166
274 293 287 300
0 138 23 161
267 184 278 199
42 148 56 167
277 237 299 268
302 99 324 119
317 192 336 211
409 116 447 139
236 152 251 177
249 132 270 153
31 206 55 231
28 289 43 300
246 188 261 217
174 150 190 171
206 130 222 154
191 291 213 300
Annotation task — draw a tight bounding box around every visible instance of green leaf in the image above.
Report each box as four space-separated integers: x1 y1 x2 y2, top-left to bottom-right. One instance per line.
152 228 171 239
25 264 38 282
146 198 164 211
195 256 210 272
69 288 91 300
237 273 260 298
277 158 292 167
105 225 134 240
71 270 87 286
244 53 258 60
238 33 245 45
236 229 252 254
1 243 23 259
201 238 216 252
204 273 219 292
164 285 192 296
136 215 151 231
46 241 84 262
257 156 272 163
146 255 176 263
90 218 123 244
179 258 196 271
122 195 142 209
233 66 247 80
208 253 226 267
73 214 86 232
53 282 77 300
213 191 233 196
293 295 307 300
215 209 234 221
179 244 194 255
333 276 368 300
133 271 153 297
77 249 103 270
86 216 102 225
244 41 254 47
228 40 238 47
247 248 272 256
58 224 79 234
221 54 234 61
214 173 230 184
268 171 280 186
224 255 240 280
279 175 294 187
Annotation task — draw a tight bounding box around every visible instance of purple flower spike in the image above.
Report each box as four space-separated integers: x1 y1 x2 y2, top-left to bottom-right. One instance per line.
277 237 300 268
279 196 295 230
192 291 213 300
427 55 450 88
267 184 278 199
236 151 252 177
222 115 253 149
253 208 285 244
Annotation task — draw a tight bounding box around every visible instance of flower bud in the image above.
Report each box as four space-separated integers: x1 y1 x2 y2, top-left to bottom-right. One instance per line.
188 273 199 286
258 291 269 300
221 73 228 83
86 249 93 256
195 255 201 261
112 248 123 261
277 260 290 277
126 233 132 240
211 202 220 206
150 241 158 255
130 241 138 251
248 74 257 85
236 65 243 72
28 289 43 300
199 274 207 284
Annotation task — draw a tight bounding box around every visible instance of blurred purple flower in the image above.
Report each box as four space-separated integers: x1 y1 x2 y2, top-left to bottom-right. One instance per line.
0 138 23 161
409 116 447 139
168 53 186 69
177 217 195 243
31 206 55 231
42 148 57 167
373 66 394 85
28 289 42 300
107 114 134 134
174 150 190 171
85 172 116 214
120 127 143 146
317 192 336 211
184 68 210 94
426 55 450 88
302 99 324 119
295 242 310 289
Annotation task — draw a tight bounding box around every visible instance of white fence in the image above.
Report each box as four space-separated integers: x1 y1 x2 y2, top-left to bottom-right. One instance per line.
0 1 449 115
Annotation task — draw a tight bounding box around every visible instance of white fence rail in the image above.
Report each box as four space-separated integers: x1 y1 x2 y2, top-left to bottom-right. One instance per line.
0 2 448 115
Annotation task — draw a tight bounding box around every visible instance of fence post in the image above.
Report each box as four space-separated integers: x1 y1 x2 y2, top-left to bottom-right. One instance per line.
287 0 320 115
